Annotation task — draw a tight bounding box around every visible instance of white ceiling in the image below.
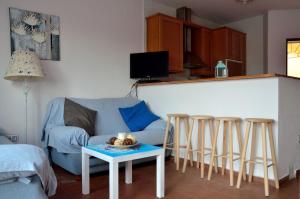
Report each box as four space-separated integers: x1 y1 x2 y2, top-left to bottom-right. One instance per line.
152 0 300 24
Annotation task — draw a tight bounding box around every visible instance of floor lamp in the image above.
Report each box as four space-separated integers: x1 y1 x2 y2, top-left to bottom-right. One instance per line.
4 50 44 144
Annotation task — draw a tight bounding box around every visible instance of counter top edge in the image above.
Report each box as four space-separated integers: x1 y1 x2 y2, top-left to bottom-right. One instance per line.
137 74 300 87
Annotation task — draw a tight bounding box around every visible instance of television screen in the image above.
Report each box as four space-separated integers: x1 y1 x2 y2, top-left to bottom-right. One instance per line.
130 51 169 79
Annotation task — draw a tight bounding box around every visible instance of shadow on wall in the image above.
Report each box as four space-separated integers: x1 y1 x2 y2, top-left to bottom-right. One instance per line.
31 61 68 145
0 127 7 135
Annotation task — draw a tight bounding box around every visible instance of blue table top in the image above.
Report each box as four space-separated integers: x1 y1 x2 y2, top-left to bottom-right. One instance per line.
85 144 162 157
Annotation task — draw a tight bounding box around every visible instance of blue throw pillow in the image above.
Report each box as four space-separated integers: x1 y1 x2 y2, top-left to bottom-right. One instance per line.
119 101 160 132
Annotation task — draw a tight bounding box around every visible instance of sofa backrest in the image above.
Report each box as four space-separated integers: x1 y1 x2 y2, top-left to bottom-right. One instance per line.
45 96 140 136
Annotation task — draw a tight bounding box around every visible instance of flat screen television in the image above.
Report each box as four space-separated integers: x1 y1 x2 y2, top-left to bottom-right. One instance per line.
130 51 169 80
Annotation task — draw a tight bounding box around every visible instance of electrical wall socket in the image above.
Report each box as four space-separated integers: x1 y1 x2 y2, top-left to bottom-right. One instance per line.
7 134 19 143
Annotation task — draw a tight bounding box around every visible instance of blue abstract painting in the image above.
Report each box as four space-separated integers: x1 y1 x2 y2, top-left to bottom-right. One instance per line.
9 7 60 60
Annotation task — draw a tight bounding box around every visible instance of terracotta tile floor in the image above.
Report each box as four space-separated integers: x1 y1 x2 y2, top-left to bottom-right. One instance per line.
51 159 299 199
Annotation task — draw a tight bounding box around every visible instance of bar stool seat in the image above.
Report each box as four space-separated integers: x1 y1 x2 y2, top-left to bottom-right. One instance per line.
215 117 241 121
182 115 218 178
163 113 193 171
245 118 273 123
167 113 189 118
237 118 279 197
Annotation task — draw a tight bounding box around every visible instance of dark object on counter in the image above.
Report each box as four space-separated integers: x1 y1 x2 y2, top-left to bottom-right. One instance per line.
130 51 169 80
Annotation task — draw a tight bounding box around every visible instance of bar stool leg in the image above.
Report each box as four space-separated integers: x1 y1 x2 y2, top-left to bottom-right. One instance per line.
229 121 234 186
267 123 280 189
163 116 171 149
176 117 180 171
209 120 218 173
184 118 193 167
248 123 257 182
200 120 205 178
236 121 247 181
222 121 228 175
173 118 177 164
237 122 251 188
182 119 194 173
208 120 220 180
261 123 269 197
197 120 201 169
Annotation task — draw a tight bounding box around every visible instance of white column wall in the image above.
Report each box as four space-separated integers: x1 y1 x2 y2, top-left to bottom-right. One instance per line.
278 78 300 179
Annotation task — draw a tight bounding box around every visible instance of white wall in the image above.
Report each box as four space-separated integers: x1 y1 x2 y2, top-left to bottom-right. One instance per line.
138 78 280 179
278 78 300 179
267 9 300 74
225 15 265 75
144 0 175 18
0 0 144 145
144 0 219 29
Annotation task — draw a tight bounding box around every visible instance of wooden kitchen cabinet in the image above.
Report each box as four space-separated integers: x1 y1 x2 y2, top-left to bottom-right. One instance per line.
211 27 246 76
190 26 213 76
147 14 183 73
199 27 212 67
146 14 246 77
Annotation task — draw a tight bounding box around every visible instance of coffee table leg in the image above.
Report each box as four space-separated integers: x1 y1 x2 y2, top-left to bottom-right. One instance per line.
125 160 132 184
157 152 165 198
82 151 90 195
109 161 119 199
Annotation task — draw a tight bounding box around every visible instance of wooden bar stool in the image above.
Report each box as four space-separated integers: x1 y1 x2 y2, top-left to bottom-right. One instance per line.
182 115 218 178
163 113 193 171
236 118 279 197
207 117 246 186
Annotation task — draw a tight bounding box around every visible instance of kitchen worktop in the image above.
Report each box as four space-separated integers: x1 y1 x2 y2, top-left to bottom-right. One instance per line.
138 74 300 87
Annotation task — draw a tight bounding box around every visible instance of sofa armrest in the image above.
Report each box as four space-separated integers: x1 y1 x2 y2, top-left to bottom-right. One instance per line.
144 119 167 130
144 119 174 145
47 126 89 153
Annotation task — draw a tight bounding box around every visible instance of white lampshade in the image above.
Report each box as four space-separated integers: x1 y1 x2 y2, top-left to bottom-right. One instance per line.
4 50 44 81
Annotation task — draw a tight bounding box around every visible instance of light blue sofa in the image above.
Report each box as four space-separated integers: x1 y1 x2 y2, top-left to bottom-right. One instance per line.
42 97 171 175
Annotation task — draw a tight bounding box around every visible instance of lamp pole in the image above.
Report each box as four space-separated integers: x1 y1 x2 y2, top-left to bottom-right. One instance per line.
23 79 30 144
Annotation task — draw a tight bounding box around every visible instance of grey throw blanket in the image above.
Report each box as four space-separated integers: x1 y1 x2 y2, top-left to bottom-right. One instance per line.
0 144 57 196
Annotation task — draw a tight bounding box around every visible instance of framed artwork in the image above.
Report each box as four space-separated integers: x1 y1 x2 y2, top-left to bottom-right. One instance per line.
286 38 300 78
9 7 60 60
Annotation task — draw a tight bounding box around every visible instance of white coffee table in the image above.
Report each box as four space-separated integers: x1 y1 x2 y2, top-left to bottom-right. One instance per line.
82 144 165 199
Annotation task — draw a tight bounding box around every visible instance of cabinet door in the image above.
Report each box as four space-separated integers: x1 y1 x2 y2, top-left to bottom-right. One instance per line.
211 28 229 67
200 28 211 68
240 33 246 74
159 16 183 73
147 16 159 52
229 30 244 61
228 30 246 75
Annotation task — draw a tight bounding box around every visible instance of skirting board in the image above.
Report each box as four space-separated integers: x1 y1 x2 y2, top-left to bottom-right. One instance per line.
172 157 298 187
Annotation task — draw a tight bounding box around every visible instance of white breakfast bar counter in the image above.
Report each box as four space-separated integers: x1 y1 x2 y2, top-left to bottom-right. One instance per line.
138 74 300 180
